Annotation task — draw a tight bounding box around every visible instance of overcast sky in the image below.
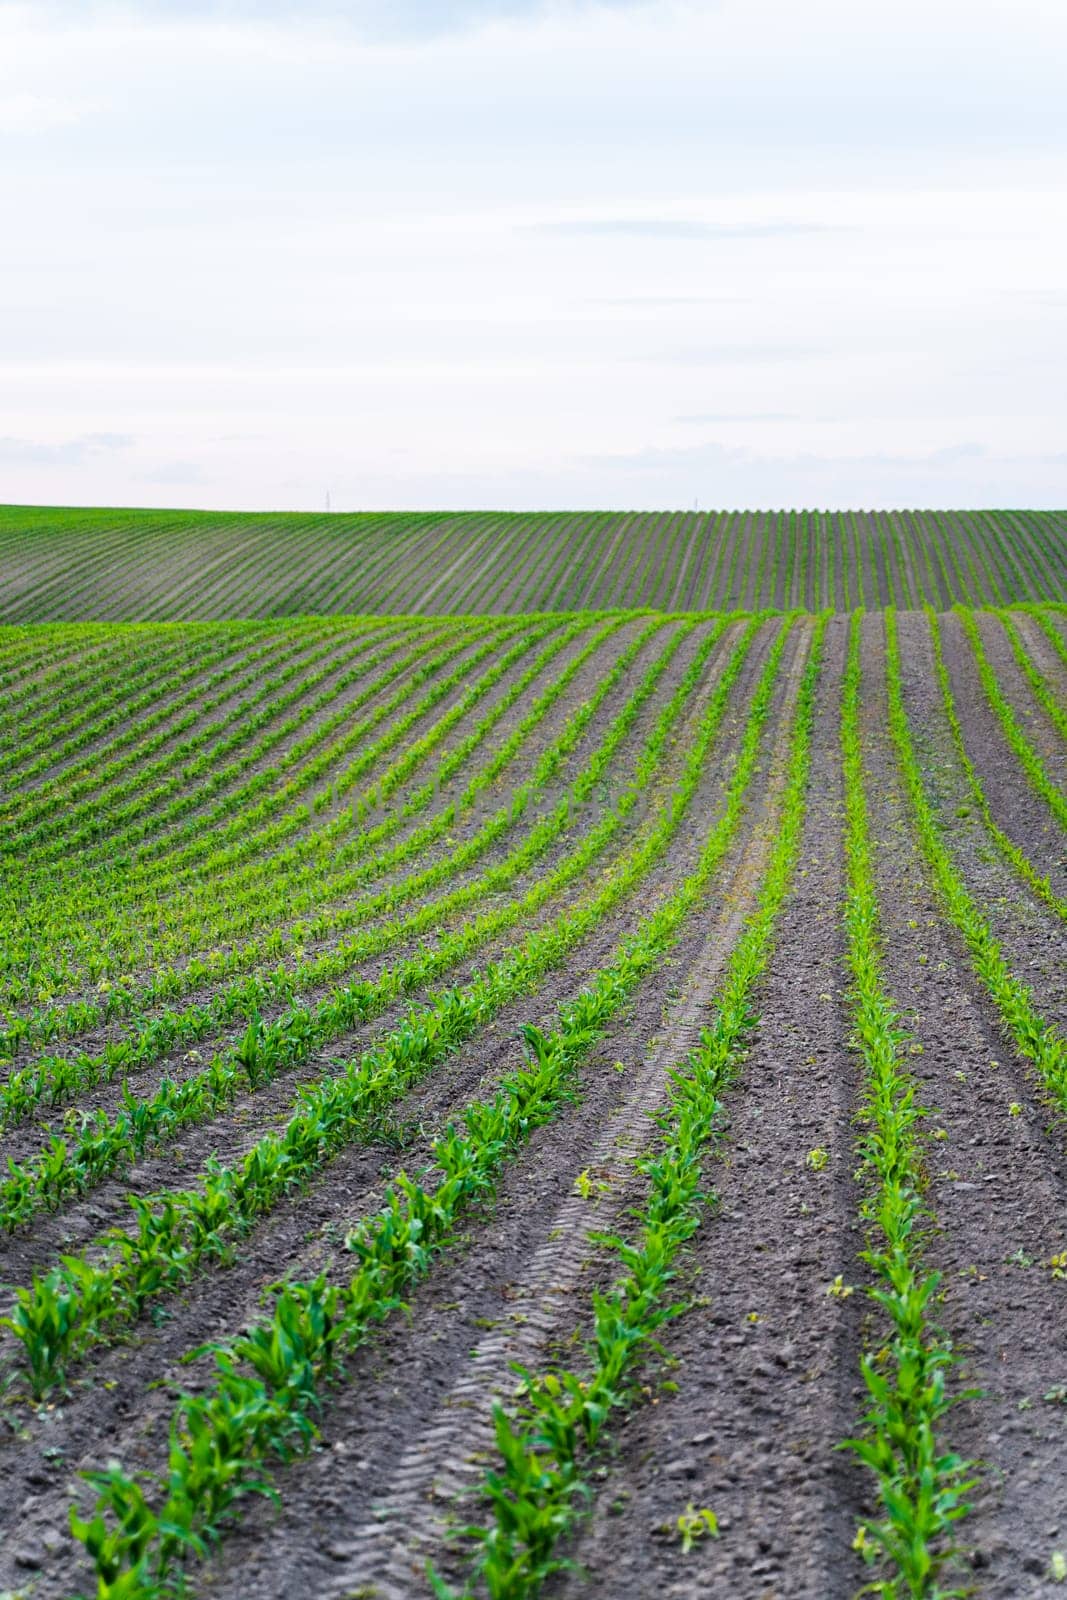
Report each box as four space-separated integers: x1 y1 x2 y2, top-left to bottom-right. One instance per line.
2 0 1066 511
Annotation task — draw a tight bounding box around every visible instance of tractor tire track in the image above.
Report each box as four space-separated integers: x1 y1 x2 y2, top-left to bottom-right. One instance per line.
240 623 813 1600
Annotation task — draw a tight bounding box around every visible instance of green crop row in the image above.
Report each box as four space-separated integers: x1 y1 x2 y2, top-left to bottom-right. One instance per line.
995 608 1067 745
1024 605 1067 671
885 612 1067 1110
840 615 975 1598
0 611 543 998
0 618 688 1100
954 607 1067 834
61 619 803 1600
2 508 1066 618
0 618 588 1054
26 619 498 865
3 628 237 784
434 614 828 1600
924 610 1065 921
1 619 776 1390
6 621 364 837
7 615 624 1000
9 621 395 858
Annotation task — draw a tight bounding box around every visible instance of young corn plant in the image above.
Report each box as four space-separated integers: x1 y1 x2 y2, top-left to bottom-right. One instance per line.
885 611 1067 1112
924 608 1065 921
67 620 800 1594
954 605 1067 833
840 614 976 1599
3 622 772 1395
431 617 828 1600
0 618 704 1135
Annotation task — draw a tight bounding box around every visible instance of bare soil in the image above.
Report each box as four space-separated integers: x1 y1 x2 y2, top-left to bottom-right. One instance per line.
1 604 1065 1600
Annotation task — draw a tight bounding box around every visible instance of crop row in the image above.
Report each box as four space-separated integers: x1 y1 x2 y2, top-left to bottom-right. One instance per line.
1 603 1055 1050
8 619 418 856
840 617 975 1595
14 618 500 865
0 617 780 1396
0 614 585 998
925 610 1066 921
1 601 1057 1075
59 618 804 1599
953 608 1067 835
884 612 1067 1112
0 613 655 1042
0 506 1063 620
0 617 708 1122
434 614 828 1599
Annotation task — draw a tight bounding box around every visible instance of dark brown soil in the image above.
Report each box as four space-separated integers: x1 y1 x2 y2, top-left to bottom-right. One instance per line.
547 612 865 1600
0 620 777 1569
893 612 1066 1035
2 605 1065 1600
938 610 1066 892
860 613 1067 1598
973 612 1066 786
0 622 803 1598
1014 612 1067 700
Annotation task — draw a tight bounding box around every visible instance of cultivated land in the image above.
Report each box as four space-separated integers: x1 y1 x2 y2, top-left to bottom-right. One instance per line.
0 504 1064 618
0 509 1064 1600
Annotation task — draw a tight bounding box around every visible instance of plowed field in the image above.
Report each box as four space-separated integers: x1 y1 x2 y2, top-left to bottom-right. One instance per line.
0 513 1065 1600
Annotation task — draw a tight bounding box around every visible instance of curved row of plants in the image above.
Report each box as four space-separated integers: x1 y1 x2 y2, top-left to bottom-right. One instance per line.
3 625 252 785
8 618 415 849
430 613 827 1599
885 611 1067 1112
0 618 430 902
0 619 767 1239
16 618 496 865
2 616 794 1403
924 609 1065 920
994 608 1067 745
105 615 621 949
58 618 806 1600
1023 604 1067 670
0 615 669 1054
953 607 1066 834
112 617 521 878
5 619 341 788
0 617 585 1042
2 506 1066 620
0 616 564 999
6 614 627 989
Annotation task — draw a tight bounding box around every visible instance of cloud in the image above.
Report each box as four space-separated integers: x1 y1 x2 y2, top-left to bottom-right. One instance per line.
591 295 751 307
549 435 1064 510
0 91 92 133
305 432 1067 512
139 460 207 484
674 411 799 423
630 340 827 366
21 0 647 40
3 0 1066 513
924 442 988 463
527 218 838 240
588 437 997 476
0 432 133 465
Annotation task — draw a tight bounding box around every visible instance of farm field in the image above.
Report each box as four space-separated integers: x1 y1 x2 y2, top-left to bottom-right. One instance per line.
0 516 1064 1600
0 503 1065 619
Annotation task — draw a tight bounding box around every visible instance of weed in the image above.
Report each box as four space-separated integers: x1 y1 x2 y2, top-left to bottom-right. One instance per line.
675 1504 719 1552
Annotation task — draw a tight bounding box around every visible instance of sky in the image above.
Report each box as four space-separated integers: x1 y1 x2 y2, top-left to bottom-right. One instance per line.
2 0 1066 511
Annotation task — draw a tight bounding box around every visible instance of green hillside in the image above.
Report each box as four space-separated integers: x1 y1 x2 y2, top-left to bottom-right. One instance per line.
0 504 1063 620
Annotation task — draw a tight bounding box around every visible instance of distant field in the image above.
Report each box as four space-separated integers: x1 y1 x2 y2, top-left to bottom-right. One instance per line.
0 508 1065 1599
0 503 1064 618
